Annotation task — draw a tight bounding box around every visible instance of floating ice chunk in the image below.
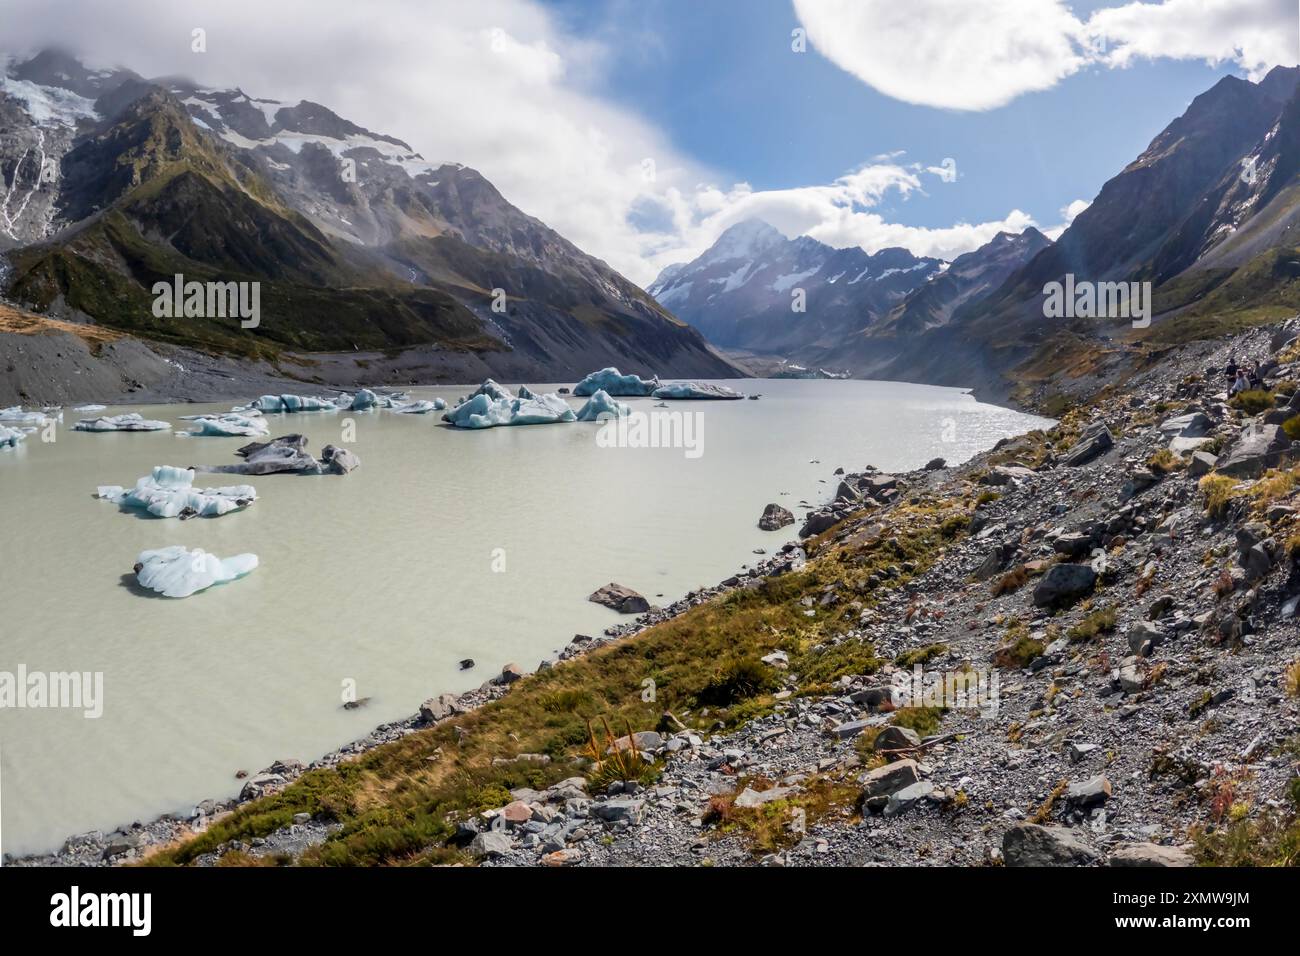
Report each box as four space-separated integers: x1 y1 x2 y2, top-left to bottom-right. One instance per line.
652 382 744 400
73 413 171 432
250 394 338 412
208 434 325 475
393 399 446 414
0 426 25 449
180 413 270 437
575 389 630 422
349 388 379 411
443 390 576 429
97 466 257 518
573 368 659 397
73 404 108 412
133 546 259 598
0 406 49 425
453 380 512 405
517 385 537 400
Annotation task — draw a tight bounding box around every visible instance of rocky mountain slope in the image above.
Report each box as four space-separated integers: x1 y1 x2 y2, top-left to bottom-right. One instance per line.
0 50 736 394
19 315 1300 869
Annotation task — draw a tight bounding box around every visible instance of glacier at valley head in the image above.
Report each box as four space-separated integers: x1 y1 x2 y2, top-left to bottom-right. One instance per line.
573 367 660 397
97 466 257 518
575 389 630 421
133 546 259 598
72 413 171 432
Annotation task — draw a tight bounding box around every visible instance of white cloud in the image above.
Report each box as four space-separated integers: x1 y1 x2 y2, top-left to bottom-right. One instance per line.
1044 198 1092 240
793 0 1299 111
639 162 1041 278
792 0 1092 110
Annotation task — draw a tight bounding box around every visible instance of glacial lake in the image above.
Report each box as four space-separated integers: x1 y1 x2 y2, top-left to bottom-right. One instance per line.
0 378 1051 854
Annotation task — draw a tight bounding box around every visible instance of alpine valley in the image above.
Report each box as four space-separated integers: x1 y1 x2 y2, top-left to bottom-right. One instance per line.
0 49 737 405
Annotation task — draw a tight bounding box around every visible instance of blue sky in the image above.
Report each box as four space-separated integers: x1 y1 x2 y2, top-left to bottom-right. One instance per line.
546 0 1260 234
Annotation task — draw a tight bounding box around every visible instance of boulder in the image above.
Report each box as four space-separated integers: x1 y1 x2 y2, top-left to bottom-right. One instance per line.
468 831 514 858
883 780 936 817
1108 843 1194 867
858 758 921 799
758 503 795 531
1061 423 1113 467
1003 824 1101 866
1217 423 1292 478
1031 563 1096 608
924 457 946 470
588 583 650 614
874 725 922 754
1158 412 1211 438
1067 774 1112 808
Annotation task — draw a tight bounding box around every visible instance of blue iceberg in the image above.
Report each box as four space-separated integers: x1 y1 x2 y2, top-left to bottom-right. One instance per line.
73 413 171 432
0 406 51 425
394 398 447 414
0 425 25 449
573 367 659 397
652 382 744 400
250 394 339 413
134 546 259 598
575 389 630 421
443 389 577 429
98 466 257 518
180 413 270 437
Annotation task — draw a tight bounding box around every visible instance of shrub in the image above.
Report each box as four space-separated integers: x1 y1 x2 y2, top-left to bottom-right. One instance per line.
1230 389 1275 415
1283 415 1300 442
994 636 1044 670
1068 605 1117 642
1199 474 1240 518
696 658 779 707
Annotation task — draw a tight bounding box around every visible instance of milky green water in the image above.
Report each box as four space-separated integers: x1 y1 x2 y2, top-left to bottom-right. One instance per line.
0 378 1051 854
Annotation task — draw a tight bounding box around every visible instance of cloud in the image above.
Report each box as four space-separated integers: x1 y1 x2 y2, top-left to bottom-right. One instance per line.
1044 198 1092 240
793 0 1299 111
639 162 1041 278
792 0 1092 110
0 0 1092 286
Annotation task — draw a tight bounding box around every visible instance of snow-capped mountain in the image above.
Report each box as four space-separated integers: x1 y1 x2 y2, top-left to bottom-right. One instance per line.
648 219 944 354
0 49 736 381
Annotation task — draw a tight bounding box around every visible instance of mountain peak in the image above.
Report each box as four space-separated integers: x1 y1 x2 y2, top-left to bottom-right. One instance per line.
703 218 788 263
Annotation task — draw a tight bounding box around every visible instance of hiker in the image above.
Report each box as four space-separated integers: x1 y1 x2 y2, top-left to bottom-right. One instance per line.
1225 355 1239 384
1230 369 1251 396
1248 361 1263 389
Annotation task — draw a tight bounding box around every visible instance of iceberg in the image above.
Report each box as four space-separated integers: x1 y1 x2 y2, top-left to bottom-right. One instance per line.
573 367 659 397
73 413 171 432
575 389 630 422
393 398 447 414
250 394 338 413
208 434 324 475
348 388 379 411
0 425 25 449
452 380 513 405
652 382 744 400
133 546 259 598
73 404 108 412
180 413 270 437
97 466 256 518
0 406 50 425
443 390 576 429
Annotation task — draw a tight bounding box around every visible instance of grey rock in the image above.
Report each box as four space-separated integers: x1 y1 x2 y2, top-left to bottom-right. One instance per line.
1003 824 1102 866
588 583 650 614
758 503 795 531
1032 564 1096 608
